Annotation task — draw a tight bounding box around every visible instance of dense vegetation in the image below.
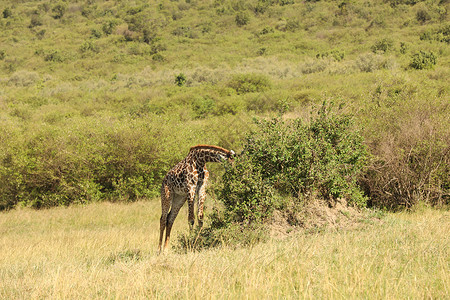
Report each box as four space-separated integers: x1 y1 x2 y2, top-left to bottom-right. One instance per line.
223 105 366 211
0 0 449 210
178 104 373 249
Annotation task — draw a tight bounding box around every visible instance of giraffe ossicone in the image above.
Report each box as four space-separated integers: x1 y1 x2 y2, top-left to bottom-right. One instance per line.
158 144 235 253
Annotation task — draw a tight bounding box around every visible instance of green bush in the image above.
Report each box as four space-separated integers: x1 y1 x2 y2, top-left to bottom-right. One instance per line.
0 118 168 210
44 50 65 62
285 18 300 32
420 25 450 44
3 7 12 18
416 8 431 23
179 103 369 250
276 18 300 32
235 12 250 27
80 41 99 54
175 73 187 86
371 38 394 53
175 221 267 252
409 51 436 70
316 49 345 61
102 19 120 35
52 2 67 19
227 73 272 94
387 0 424 7
238 104 368 206
29 15 43 28
192 97 215 119
279 0 295 5
90 28 102 39
400 42 408 54
216 157 279 224
259 26 274 35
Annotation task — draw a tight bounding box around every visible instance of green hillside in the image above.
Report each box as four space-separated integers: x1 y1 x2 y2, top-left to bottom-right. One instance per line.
0 0 449 209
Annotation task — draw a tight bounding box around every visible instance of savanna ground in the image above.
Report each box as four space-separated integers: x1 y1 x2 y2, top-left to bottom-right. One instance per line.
0 201 448 299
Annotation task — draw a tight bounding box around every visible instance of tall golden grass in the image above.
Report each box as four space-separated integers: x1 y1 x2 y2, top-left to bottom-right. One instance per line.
0 201 448 299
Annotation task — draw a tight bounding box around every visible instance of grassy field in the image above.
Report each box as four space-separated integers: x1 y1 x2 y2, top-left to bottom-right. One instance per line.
0 200 448 299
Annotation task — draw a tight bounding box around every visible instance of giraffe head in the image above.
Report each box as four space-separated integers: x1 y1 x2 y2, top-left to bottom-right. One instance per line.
189 145 235 163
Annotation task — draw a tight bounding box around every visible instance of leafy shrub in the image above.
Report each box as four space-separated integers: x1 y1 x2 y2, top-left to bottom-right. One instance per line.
52 2 67 19
371 38 394 53
3 7 12 18
175 73 186 86
216 157 279 224
253 2 269 15
175 221 267 252
142 28 159 45
400 42 408 54
420 25 450 44
29 15 43 28
279 0 295 5
214 97 245 115
102 19 120 35
276 18 300 32
0 119 167 210
235 12 250 27
227 73 272 94
237 103 368 206
386 0 425 7
285 19 300 32
44 50 65 62
259 26 274 35
172 26 196 38
80 41 99 53
409 51 436 70
316 49 345 61
179 103 368 250
81 5 97 18
90 28 102 39
192 97 215 119
416 8 431 23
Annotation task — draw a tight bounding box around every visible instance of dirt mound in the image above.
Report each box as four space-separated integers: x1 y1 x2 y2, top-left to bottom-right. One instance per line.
270 198 379 238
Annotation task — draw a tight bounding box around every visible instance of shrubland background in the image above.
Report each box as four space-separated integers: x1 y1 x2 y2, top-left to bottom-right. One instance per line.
0 1 449 298
0 0 449 210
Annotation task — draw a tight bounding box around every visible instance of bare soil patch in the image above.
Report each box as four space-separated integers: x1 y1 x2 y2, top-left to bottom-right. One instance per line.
270 198 382 238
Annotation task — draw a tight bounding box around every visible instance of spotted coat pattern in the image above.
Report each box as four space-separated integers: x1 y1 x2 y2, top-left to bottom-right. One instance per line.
158 145 235 253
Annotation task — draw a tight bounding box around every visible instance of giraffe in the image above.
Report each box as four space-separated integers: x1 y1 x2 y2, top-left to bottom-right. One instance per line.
158 144 235 253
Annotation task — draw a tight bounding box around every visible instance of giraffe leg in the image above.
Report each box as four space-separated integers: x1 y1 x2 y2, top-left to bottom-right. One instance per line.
164 194 185 251
187 186 196 230
159 184 171 254
197 169 209 228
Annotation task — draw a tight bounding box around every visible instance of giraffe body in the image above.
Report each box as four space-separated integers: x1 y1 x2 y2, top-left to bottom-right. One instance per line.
159 145 235 253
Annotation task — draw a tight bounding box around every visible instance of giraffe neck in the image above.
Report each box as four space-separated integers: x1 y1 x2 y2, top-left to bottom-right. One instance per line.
187 145 232 165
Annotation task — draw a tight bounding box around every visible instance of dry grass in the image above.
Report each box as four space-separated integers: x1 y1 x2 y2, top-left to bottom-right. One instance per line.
0 201 448 299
